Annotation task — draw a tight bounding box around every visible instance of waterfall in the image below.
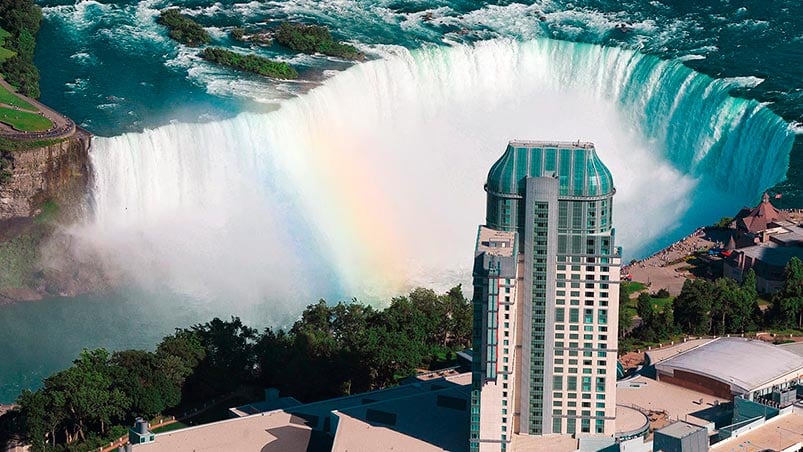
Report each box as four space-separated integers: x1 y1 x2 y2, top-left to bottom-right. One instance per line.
82 38 794 306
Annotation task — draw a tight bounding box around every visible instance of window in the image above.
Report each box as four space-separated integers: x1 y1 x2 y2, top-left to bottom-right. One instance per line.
569 309 579 323
555 308 565 322
584 309 593 323
596 420 604 434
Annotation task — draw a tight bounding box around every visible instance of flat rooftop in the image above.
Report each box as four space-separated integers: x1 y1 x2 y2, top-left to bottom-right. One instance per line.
510 433 577 451
656 421 705 439
615 405 649 437
137 410 312 451
737 243 803 267
655 337 803 394
710 410 803 452
476 226 516 257
617 376 727 427
509 139 594 149
779 341 803 357
331 382 471 451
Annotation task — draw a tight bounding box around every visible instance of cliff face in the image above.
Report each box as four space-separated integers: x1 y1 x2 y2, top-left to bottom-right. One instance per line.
0 129 106 303
0 129 92 224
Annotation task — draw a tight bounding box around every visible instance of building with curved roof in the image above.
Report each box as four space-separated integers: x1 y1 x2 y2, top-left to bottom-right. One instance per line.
471 140 621 451
655 337 803 401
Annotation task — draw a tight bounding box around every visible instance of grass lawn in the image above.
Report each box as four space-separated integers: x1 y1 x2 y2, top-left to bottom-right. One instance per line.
0 107 51 131
650 296 674 312
621 281 647 296
151 421 189 433
0 82 37 111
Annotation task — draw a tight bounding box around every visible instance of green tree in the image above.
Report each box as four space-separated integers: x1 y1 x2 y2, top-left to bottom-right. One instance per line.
773 257 803 328
16 389 64 449
0 0 42 97
111 350 181 419
673 279 715 335
45 349 129 441
636 292 654 325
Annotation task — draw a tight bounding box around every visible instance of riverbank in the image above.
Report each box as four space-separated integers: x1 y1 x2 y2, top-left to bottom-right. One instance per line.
622 227 732 296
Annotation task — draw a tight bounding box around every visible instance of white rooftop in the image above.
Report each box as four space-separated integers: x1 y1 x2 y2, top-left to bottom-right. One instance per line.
655 337 803 394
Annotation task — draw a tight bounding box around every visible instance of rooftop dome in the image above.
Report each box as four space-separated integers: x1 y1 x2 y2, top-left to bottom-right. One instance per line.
486 141 614 198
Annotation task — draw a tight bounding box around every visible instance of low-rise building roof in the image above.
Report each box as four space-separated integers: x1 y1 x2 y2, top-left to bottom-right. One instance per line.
137 410 313 451
331 383 471 451
778 341 803 358
655 337 803 395
655 421 705 439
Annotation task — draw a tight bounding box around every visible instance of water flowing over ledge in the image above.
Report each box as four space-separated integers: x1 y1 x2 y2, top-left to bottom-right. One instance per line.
82 38 794 306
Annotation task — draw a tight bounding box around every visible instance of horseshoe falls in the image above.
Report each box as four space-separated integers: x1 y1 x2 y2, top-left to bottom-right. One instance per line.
82 39 794 307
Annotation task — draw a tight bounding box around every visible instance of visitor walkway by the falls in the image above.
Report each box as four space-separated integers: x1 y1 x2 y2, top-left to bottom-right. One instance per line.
0 76 75 141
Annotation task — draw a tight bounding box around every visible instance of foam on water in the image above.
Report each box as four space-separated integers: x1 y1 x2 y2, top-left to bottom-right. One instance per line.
80 39 794 308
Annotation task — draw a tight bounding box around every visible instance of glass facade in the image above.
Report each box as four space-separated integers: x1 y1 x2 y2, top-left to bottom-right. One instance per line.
474 141 620 443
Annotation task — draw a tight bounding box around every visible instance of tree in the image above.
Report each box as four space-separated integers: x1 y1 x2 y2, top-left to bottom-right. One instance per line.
636 292 654 325
111 350 181 419
183 317 257 400
43 349 129 441
674 279 715 335
773 257 803 328
728 269 762 333
16 389 64 449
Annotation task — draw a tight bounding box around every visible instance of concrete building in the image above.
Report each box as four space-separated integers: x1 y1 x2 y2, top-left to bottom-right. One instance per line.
652 422 708 452
470 141 621 451
135 372 474 452
653 337 803 403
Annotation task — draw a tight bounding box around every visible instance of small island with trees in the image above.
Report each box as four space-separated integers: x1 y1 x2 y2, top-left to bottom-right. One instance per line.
157 9 211 47
275 22 364 60
156 10 365 80
201 47 298 79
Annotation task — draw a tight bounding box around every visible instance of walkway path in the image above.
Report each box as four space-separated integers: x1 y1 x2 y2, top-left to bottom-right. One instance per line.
0 77 75 141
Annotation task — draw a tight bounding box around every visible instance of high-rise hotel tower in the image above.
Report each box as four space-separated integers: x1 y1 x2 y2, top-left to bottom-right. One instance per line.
470 141 621 451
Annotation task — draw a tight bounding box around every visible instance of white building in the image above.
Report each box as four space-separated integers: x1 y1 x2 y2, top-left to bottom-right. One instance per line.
470 141 621 451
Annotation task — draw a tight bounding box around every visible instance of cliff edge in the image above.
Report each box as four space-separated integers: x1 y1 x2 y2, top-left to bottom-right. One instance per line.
0 129 106 303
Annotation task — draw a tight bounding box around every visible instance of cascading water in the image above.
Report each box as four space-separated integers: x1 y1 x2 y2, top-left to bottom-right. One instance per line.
81 38 795 307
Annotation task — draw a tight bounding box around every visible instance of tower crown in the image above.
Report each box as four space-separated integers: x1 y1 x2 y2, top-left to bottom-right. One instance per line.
486 140 614 198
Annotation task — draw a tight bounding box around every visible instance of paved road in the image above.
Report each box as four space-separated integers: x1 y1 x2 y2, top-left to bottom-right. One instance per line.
0 76 75 141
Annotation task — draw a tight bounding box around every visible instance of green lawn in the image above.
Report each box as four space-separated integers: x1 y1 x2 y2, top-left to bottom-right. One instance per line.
151 421 189 433
649 296 674 312
621 281 647 296
0 107 51 131
0 82 37 111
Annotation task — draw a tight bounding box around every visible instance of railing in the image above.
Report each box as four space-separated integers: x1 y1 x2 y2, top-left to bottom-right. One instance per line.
1 118 75 141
